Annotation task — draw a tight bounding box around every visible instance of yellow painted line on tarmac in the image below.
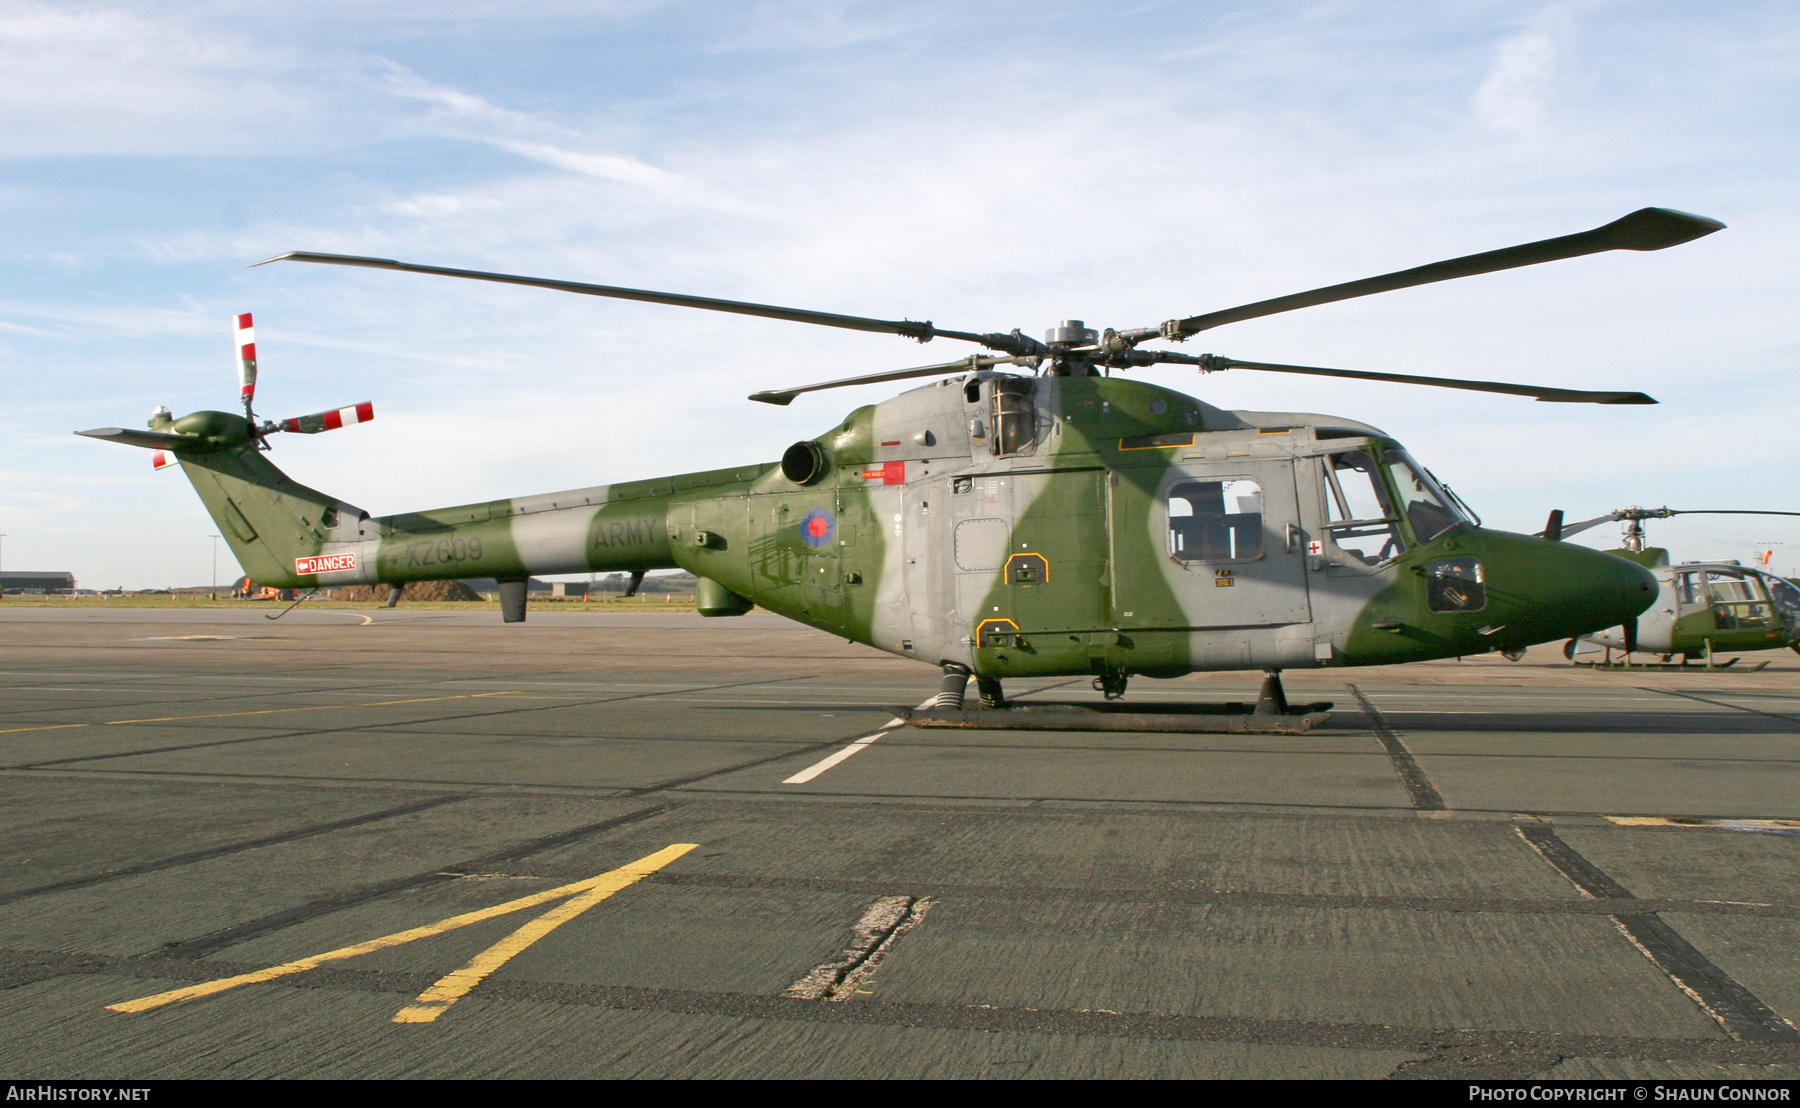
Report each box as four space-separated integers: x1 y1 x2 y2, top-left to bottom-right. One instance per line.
108 844 697 1016
1605 815 1800 831
0 692 521 736
104 691 521 725
391 843 697 1024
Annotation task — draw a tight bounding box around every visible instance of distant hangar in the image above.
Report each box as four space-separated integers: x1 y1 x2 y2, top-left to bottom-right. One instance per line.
0 571 76 595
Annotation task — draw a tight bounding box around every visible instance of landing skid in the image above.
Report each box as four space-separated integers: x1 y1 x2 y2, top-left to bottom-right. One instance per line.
904 669 1332 734
1574 658 1769 672
899 701 1334 734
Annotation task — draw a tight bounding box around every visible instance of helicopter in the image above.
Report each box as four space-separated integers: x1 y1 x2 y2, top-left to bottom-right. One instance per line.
79 207 1723 733
1540 507 1800 668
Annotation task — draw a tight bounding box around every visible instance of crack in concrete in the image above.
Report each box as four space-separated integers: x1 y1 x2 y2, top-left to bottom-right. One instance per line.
784 895 935 1001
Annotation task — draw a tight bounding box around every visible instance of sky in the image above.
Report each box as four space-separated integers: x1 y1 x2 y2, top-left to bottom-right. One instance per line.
2 0 1797 589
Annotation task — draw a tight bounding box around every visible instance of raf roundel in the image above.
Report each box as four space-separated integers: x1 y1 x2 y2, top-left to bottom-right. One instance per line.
800 508 836 548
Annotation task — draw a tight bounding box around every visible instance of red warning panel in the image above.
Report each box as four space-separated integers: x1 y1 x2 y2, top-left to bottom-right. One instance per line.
295 553 358 576
859 461 906 485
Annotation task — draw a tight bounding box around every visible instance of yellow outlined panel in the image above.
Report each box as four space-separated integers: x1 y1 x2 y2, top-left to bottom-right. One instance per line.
975 618 1020 648
1005 552 1049 586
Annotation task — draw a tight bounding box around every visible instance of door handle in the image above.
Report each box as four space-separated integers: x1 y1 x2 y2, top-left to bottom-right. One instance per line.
1285 523 1299 553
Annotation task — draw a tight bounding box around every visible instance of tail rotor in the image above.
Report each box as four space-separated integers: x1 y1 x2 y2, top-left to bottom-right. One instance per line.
277 402 374 435
134 313 374 471
236 312 259 423
232 312 373 449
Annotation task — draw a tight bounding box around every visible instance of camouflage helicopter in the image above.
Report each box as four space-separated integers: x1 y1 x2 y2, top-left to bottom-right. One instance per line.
1542 507 1800 668
80 207 1723 732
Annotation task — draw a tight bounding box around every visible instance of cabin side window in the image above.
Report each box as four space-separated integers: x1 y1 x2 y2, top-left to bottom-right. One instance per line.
989 377 1037 456
1320 450 1404 566
1168 478 1263 562
1707 574 1776 630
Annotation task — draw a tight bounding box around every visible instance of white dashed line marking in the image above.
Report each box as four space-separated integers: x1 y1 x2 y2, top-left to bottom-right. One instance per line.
781 699 933 784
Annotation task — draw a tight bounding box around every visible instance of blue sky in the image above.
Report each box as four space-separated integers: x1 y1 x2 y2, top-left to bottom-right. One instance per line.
3 0 1797 588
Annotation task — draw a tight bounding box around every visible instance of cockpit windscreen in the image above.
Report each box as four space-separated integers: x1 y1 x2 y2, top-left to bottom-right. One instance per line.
1384 449 1467 543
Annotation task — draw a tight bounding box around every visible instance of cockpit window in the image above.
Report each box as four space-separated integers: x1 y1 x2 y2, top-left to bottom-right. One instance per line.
1384 449 1466 543
1322 450 1404 566
1768 576 1800 637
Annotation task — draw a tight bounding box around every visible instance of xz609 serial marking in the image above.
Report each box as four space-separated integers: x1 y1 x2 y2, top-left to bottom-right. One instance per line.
403 538 482 568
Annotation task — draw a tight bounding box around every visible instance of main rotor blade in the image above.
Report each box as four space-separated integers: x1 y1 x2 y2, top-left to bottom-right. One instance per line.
1545 507 1800 541
254 252 999 348
1206 357 1656 405
750 355 1019 406
1166 208 1724 338
1556 513 1622 539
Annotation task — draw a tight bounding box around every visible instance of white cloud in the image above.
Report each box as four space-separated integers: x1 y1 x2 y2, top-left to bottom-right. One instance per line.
704 0 921 53
374 59 745 209
1472 8 1578 134
0 1 313 156
1473 31 1556 132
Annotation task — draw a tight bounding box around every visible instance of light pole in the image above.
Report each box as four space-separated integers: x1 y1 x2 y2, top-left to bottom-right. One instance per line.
209 535 220 600
0 534 7 599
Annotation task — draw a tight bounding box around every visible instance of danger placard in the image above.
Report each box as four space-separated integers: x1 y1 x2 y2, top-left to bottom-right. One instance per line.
295 553 357 575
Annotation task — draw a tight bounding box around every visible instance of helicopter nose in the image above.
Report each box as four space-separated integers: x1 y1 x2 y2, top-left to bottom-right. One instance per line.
1537 542 1659 639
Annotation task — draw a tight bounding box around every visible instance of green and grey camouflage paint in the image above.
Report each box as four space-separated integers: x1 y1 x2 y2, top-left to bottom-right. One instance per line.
109 371 1659 681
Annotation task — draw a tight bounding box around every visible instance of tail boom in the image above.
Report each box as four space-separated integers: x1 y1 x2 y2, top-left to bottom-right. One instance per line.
84 407 764 592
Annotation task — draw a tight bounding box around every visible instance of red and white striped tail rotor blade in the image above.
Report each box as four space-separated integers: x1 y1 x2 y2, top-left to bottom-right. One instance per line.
277 401 374 435
235 312 258 406
151 449 178 470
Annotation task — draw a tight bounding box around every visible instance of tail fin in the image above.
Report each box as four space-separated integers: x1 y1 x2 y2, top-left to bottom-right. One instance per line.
79 410 367 588
179 442 368 589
